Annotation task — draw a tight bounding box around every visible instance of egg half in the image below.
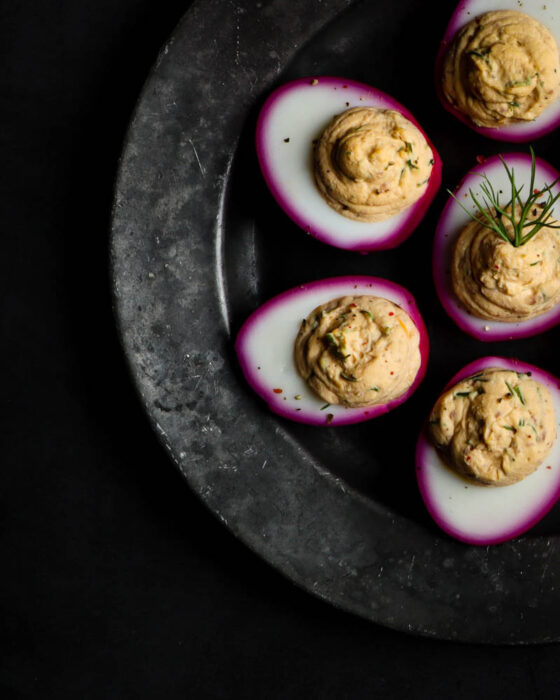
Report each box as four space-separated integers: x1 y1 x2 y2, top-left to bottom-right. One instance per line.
416 356 560 545
435 0 560 141
256 76 442 252
433 152 560 341
234 276 429 426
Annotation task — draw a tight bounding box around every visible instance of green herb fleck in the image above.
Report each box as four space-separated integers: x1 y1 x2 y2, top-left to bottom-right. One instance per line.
514 385 526 405
325 333 338 348
502 425 517 432
505 77 533 88
320 403 331 411
467 47 491 63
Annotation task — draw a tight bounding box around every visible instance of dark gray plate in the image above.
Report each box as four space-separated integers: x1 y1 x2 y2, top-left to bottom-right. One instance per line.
110 0 560 643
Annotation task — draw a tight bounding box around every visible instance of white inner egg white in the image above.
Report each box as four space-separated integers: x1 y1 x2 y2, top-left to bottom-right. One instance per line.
434 154 560 340
418 358 560 544
446 0 560 137
258 80 425 250
237 278 422 426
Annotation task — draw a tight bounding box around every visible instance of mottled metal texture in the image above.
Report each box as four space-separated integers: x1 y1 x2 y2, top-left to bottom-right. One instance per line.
110 0 560 642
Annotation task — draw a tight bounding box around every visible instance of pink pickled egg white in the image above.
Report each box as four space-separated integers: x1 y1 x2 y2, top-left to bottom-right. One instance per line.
256 77 442 252
416 356 560 545
435 0 560 141
433 153 560 341
234 276 429 426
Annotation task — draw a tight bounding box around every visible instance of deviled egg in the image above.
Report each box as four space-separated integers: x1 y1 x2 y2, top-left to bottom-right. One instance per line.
416 356 560 545
433 151 560 340
256 77 442 251
436 2 560 141
234 276 429 426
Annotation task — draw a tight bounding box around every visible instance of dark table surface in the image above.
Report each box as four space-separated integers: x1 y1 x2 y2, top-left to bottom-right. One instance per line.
3 1 560 698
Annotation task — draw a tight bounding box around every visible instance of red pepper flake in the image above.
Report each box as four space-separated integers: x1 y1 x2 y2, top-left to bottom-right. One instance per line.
547 465 552 470
343 85 348 89
466 456 471 461
534 188 541 195
349 303 357 307
390 371 394 375
476 155 486 164
326 413 334 424
388 312 394 316
494 265 499 270
273 388 283 394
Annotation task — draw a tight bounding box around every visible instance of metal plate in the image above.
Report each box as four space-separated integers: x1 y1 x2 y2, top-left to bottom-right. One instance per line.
110 0 560 643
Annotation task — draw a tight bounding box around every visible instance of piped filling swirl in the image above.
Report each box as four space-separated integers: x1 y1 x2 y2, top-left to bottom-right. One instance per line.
294 295 421 408
313 107 433 222
442 10 560 127
429 368 556 486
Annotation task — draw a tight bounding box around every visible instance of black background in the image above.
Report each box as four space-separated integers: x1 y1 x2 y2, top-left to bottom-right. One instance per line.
3 1 560 697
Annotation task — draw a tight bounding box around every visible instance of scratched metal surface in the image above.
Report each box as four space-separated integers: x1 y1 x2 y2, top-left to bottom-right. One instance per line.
110 0 560 642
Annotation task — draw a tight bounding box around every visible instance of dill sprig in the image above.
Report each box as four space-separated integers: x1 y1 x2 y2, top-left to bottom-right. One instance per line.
448 147 560 247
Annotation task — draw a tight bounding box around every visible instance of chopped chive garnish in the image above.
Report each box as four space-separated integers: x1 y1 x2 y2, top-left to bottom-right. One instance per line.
360 309 374 320
370 386 380 392
502 425 516 432
514 385 526 405
505 77 533 88
340 373 358 382
469 373 489 382
320 403 330 410
454 391 473 397
467 48 490 61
